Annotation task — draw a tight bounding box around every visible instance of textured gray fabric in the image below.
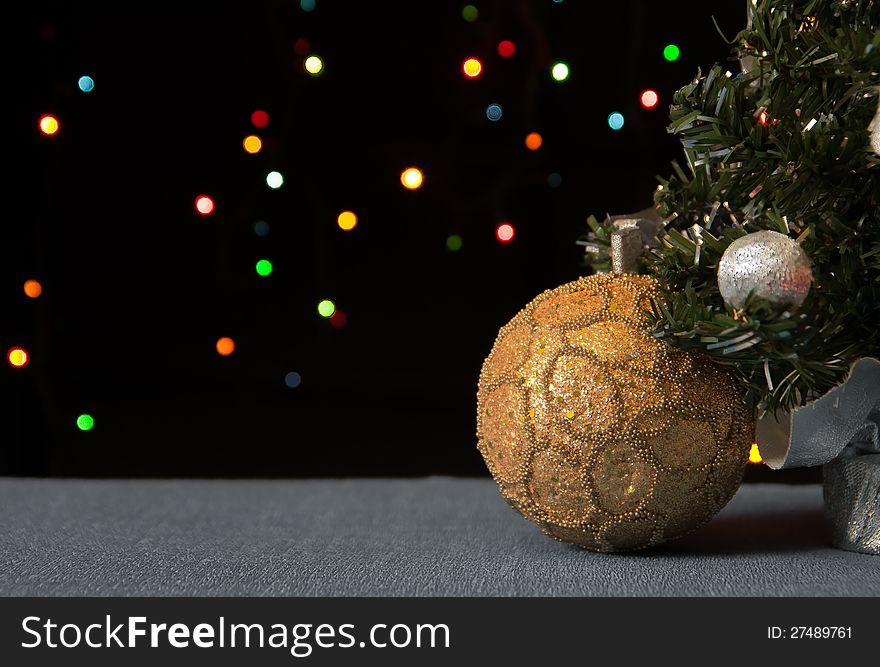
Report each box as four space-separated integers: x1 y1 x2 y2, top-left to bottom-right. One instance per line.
0 478 876 596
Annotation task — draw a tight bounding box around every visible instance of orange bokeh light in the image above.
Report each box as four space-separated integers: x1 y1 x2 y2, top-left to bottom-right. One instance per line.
525 132 543 151
216 337 235 356
24 280 43 298
400 167 424 190
243 135 262 154
337 211 358 231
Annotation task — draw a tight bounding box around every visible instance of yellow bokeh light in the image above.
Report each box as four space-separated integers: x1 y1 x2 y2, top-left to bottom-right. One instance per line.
243 135 262 154
24 279 43 298
337 211 358 231
8 348 29 368
400 167 424 190
304 55 324 75
463 58 482 78
39 115 59 136
748 442 763 464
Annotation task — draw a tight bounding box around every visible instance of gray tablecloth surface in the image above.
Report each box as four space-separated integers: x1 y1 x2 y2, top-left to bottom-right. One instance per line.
0 478 876 596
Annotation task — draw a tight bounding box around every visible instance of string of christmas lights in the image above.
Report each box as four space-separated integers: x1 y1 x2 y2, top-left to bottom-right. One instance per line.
16 1 687 436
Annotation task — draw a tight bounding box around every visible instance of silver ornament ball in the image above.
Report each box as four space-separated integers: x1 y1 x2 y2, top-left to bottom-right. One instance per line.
717 230 812 309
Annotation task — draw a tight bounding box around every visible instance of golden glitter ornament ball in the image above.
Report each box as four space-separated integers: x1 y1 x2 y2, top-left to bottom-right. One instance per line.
476 273 753 552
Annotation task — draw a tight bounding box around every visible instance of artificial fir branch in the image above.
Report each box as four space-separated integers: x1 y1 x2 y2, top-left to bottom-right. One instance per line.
588 0 880 413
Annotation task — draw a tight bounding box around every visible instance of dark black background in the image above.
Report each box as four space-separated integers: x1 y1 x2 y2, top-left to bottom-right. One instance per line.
7 0 803 480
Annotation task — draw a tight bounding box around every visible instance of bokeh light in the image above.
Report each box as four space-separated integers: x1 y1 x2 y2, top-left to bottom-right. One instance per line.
551 62 569 81
485 103 503 122
255 259 273 276
640 89 659 109
462 5 478 22
254 220 271 237
76 414 94 431
663 44 681 62
547 172 562 188
496 222 515 244
266 171 284 189
293 38 311 56
304 55 324 75
329 310 348 329
317 299 336 318
749 442 763 464
250 110 270 128
525 132 543 150
758 110 778 127
497 40 516 58
24 279 43 298
337 210 358 231
39 115 59 136
446 234 463 252
243 135 262 154
300 0 316 11
77 75 94 92
195 195 215 216
607 112 625 130
462 58 482 78
400 167 424 190
284 371 302 388
216 337 235 356
8 347 28 368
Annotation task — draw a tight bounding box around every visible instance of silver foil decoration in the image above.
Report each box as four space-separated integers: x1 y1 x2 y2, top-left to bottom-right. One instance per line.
869 91 880 156
824 454 880 555
717 230 813 309
757 358 880 469
756 358 880 554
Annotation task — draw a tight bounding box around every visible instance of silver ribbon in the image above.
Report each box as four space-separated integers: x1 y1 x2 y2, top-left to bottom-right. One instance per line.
756 357 880 554
824 453 880 555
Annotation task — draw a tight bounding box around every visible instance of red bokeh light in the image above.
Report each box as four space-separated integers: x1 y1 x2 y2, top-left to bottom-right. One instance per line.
195 195 215 216
640 89 659 109
293 38 311 56
497 40 516 58
250 110 270 128
496 223 515 244
329 310 348 329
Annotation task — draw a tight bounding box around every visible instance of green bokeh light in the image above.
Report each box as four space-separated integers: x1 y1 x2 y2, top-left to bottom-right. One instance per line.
77 414 94 431
317 299 336 318
551 62 569 81
446 234 463 252
663 44 681 62
255 259 273 276
462 5 478 22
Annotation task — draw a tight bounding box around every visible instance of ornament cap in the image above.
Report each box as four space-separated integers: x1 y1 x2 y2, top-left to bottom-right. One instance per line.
610 227 642 274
